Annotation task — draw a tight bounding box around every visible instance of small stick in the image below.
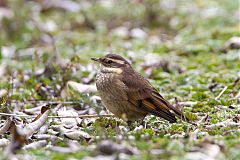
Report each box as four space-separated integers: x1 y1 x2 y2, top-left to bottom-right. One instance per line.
215 86 228 100
0 113 30 117
48 114 114 119
10 100 80 105
0 112 113 119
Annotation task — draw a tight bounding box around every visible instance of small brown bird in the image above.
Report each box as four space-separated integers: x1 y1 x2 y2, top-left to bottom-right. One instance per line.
91 54 185 124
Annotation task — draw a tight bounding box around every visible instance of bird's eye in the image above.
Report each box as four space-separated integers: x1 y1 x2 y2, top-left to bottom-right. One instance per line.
106 60 113 64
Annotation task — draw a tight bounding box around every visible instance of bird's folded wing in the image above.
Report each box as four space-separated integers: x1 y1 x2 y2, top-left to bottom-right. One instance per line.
122 72 179 123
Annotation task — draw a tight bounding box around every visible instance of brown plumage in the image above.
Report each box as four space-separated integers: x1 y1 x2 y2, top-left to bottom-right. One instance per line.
92 54 186 123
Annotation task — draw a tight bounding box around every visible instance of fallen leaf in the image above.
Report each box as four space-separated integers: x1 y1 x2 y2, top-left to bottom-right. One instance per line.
205 120 240 129
1 46 16 58
0 89 7 98
57 107 82 126
98 140 136 155
32 134 59 142
67 81 97 94
0 8 13 20
111 26 129 38
0 138 10 147
40 0 81 12
23 140 48 150
130 28 147 39
64 130 91 141
0 117 12 135
49 146 78 153
222 36 240 51
17 106 50 137
4 121 28 155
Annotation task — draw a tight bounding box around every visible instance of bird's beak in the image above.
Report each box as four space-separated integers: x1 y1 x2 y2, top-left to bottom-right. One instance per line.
91 57 101 62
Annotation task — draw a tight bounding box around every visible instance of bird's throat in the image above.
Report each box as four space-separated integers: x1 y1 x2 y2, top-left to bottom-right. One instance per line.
101 66 123 74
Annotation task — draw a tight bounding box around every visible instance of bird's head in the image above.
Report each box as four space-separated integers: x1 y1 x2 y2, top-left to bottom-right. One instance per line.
91 54 131 73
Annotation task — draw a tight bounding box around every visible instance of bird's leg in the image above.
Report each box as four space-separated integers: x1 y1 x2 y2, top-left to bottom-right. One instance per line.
127 120 137 131
136 100 149 128
142 120 147 129
135 119 147 129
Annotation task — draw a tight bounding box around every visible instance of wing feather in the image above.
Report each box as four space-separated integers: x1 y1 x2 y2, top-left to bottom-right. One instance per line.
122 68 184 123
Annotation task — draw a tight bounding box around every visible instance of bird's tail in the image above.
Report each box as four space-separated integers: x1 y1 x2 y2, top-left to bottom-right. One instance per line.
151 91 190 122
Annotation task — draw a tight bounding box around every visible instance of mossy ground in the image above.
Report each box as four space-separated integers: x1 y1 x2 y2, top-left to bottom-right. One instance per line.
0 0 239 159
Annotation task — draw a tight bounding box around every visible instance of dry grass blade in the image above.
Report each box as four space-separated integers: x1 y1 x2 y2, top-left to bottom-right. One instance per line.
0 112 113 119
0 112 30 117
49 114 114 119
215 86 228 100
197 114 209 126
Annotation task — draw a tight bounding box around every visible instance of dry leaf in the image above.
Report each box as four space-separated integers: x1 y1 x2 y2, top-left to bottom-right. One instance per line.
38 124 50 134
23 140 48 150
1 46 16 58
67 81 97 93
189 129 200 141
98 140 136 155
23 104 44 115
0 138 10 147
111 26 129 38
41 0 81 12
64 130 91 141
57 107 82 126
205 120 240 129
0 7 13 20
49 146 77 153
82 155 116 160
0 118 12 135
51 124 74 135
223 36 240 51
5 121 28 155
17 106 50 137
32 134 59 142
130 28 147 39
0 89 7 98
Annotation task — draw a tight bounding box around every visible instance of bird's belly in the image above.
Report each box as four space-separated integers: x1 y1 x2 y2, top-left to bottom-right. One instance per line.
96 72 147 120
99 91 129 117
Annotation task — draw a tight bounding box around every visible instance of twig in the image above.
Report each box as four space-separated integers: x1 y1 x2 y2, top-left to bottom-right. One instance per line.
215 86 228 100
48 114 114 119
0 112 113 119
10 100 80 105
196 114 208 126
0 113 30 117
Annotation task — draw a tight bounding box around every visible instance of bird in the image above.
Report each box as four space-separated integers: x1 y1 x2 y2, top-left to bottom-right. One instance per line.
91 54 186 125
